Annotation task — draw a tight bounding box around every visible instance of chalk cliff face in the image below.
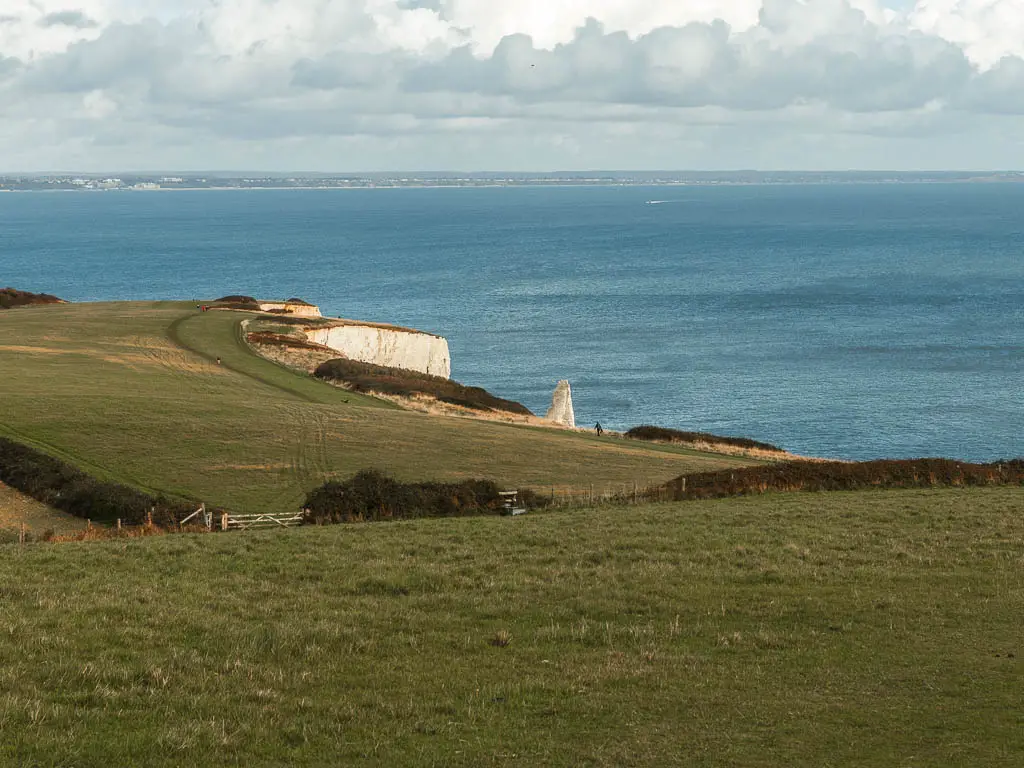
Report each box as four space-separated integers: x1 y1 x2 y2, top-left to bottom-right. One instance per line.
307 325 451 379
546 380 575 428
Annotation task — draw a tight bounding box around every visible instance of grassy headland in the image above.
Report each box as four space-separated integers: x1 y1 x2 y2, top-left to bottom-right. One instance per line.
0 302 753 514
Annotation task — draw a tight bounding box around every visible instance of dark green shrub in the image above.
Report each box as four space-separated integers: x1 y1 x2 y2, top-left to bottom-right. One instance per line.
314 359 532 415
0 287 65 309
211 295 261 311
303 470 536 524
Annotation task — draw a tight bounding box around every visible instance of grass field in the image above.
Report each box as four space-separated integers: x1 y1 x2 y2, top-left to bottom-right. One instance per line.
2 487 1022 766
0 302 753 514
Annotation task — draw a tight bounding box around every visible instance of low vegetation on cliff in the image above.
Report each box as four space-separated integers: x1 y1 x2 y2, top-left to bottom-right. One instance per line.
0 287 65 309
626 424 784 453
210 294 262 310
314 357 534 416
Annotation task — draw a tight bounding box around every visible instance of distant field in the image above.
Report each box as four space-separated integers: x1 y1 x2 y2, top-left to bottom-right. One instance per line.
0 302 753 513
2 487 1022 766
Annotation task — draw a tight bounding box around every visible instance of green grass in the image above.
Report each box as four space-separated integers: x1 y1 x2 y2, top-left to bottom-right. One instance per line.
0 302 753 514
2 487 1022 766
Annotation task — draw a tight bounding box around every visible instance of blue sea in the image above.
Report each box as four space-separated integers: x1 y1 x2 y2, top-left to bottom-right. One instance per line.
2 184 1022 461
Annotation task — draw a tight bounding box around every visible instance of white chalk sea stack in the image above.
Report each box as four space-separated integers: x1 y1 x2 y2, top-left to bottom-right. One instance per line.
546 380 575 428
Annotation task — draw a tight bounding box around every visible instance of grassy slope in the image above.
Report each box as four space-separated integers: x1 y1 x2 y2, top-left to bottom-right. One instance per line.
0 482 86 534
0 302 751 513
2 487 1022 766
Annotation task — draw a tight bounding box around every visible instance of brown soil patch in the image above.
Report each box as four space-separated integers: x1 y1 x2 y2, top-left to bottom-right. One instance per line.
246 331 335 352
248 341 339 374
0 345 72 355
208 463 294 472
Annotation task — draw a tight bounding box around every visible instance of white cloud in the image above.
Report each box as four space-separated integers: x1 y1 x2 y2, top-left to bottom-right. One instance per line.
2 0 1024 170
909 0 1024 68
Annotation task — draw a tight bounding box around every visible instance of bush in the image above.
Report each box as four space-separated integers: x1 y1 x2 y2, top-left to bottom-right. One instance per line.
304 470 542 524
315 358 533 415
652 458 1024 503
626 425 782 453
1 287 66 309
0 437 200 525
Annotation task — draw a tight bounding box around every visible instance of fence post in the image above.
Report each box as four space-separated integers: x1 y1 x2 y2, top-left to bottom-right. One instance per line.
117 519 122 531
19 523 26 546
633 481 638 504
589 483 594 506
221 512 229 531
147 509 153 527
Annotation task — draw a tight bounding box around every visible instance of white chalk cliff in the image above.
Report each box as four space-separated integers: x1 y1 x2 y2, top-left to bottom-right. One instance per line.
546 380 575 427
307 324 451 379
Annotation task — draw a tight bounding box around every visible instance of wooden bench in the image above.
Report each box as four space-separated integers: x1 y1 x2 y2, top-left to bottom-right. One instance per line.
499 490 527 517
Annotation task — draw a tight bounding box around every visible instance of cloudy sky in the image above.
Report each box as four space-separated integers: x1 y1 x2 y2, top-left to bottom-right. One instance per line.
2 0 1024 171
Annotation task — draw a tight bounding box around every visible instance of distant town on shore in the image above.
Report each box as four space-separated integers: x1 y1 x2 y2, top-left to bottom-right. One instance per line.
2 170 1024 192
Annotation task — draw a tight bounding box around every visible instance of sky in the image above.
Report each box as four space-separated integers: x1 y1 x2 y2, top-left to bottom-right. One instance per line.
2 0 1024 172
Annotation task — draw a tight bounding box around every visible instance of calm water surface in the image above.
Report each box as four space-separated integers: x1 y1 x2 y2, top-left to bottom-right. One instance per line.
2 184 1022 461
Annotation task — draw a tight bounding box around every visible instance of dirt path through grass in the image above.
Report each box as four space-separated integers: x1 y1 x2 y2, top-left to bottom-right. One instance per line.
168 311 389 408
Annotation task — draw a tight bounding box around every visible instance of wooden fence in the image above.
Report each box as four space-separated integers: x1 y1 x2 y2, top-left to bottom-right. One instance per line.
545 481 671 508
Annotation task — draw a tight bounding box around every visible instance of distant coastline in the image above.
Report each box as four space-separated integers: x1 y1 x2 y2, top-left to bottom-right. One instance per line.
2 170 1024 193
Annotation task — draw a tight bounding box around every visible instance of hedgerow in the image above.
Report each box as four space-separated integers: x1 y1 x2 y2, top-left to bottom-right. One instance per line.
0 437 199 525
653 458 1024 502
303 470 545 524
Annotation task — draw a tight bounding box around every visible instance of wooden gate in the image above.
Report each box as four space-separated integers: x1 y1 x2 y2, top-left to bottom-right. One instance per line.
220 511 304 531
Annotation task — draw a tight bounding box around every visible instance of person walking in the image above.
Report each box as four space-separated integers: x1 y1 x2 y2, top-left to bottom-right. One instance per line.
595 422 603 437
